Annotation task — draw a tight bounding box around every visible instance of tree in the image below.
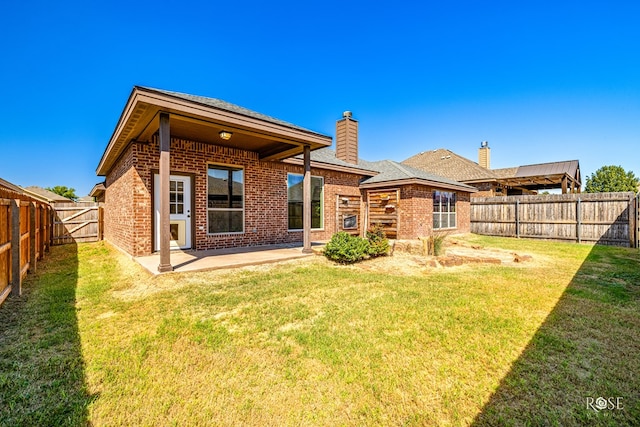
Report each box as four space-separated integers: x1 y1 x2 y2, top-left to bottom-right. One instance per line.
584 166 639 193
46 185 78 201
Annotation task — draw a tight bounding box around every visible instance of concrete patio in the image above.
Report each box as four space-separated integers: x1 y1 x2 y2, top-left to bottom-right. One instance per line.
135 243 322 275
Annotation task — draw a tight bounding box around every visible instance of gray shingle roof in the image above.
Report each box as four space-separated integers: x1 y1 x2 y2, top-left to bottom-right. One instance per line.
139 86 328 137
301 148 475 190
304 148 379 174
361 160 476 190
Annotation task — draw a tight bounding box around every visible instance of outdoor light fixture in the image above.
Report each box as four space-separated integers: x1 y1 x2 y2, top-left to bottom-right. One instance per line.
219 131 233 140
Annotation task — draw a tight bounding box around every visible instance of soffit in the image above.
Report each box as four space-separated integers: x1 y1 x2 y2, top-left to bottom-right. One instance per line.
96 87 332 175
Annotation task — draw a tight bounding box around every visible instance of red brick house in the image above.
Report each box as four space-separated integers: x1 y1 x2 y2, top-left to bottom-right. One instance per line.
96 87 475 271
403 142 581 196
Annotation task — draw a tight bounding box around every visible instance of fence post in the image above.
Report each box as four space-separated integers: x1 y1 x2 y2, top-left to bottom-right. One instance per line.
29 202 37 273
39 206 45 257
10 199 21 296
576 198 582 244
636 193 639 249
515 199 520 238
49 206 54 249
98 206 104 241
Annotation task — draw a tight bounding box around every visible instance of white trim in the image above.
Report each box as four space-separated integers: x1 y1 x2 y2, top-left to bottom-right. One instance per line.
153 174 192 250
433 190 457 230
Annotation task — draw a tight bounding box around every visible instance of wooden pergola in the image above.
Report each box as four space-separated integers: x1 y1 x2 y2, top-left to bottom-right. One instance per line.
495 160 582 195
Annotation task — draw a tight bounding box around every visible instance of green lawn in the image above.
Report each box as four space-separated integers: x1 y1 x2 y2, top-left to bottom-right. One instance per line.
1 235 638 426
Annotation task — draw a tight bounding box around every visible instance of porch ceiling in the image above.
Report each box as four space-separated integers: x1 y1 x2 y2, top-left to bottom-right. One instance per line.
497 173 576 190
97 87 332 176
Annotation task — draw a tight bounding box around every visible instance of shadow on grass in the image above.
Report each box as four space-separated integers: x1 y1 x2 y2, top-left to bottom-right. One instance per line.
0 243 94 426
472 243 640 426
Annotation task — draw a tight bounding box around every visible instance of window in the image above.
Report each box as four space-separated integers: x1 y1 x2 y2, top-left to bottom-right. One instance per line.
169 180 184 214
208 165 244 233
287 174 323 230
433 191 456 229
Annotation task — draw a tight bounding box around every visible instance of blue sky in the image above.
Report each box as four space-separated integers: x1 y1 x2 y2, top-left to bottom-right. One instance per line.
1 0 638 196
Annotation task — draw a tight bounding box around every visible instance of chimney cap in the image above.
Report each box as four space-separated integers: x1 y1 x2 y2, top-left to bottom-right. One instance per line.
342 111 353 118
480 141 489 148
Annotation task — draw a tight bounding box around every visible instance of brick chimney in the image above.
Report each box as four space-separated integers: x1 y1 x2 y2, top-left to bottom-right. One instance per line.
478 141 490 169
336 111 358 164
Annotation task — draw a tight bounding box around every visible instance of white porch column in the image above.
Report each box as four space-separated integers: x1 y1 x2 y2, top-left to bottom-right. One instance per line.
302 144 312 253
158 112 173 272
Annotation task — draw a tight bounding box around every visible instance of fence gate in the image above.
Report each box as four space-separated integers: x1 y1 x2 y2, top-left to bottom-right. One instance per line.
52 202 103 244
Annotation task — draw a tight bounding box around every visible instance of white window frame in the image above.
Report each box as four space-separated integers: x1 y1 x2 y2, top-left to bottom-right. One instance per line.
433 190 457 230
207 164 245 235
287 173 324 232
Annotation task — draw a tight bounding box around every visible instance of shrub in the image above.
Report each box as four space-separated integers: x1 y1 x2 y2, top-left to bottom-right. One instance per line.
323 232 371 264
428 232 448 256
366 225 390 258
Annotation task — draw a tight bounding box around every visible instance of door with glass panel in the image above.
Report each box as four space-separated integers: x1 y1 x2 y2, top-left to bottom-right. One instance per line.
154 174 192 251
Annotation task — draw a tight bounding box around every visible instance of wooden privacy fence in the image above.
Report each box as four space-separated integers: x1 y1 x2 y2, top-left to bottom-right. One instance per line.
0 198 52 307
52 202 103 244
471 192 639 248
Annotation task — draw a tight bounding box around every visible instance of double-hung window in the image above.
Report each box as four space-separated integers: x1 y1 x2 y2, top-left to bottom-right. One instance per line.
433 191 456 229
287 174 323 230
208 165 244 233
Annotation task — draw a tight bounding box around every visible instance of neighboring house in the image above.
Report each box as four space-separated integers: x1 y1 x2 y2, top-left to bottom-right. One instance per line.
96 86 476 270
89 182 106 203
0 177 24 196
77 196 97 203
403 142 581 196
21 186 74 203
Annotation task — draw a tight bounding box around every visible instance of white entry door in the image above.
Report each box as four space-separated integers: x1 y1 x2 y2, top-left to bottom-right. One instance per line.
154 174 192 251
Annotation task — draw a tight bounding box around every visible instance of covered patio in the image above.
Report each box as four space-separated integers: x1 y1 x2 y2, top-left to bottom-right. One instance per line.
134 243 322 275
96 87 332 272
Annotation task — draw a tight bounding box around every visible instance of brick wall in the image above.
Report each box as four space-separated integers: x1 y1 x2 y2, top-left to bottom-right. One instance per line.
104 145 137 255
398 184 433 239
396 185 471 238
104 136 473 256
456 191 471 233
104 136 368 256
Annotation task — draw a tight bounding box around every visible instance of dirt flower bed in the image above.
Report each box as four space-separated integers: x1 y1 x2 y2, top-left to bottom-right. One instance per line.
347 234 539 275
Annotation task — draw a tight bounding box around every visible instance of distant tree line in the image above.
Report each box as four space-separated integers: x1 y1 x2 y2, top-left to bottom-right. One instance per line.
46 185 78 201
584 165 638 193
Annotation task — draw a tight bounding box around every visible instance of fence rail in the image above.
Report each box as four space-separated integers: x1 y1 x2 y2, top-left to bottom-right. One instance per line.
471 192 638 248
0 198 52 307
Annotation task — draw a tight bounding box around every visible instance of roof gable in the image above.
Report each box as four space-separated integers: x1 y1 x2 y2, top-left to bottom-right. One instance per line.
402 148 497 182
296 148 475 192
141 87 321 136
97 86 332 175
360 160 476 191
22 186 73 202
